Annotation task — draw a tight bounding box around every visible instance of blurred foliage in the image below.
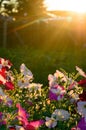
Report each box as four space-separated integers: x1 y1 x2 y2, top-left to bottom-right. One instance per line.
0 0 46 17
20 0 46 16
0 0 19 16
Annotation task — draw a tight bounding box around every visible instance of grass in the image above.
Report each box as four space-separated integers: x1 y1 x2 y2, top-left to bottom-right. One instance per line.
0 42 86 86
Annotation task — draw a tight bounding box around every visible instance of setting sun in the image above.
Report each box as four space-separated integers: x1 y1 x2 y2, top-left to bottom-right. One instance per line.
45 0 86 13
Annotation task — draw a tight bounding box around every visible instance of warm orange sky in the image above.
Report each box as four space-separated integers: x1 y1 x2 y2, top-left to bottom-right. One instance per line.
44 0 86 13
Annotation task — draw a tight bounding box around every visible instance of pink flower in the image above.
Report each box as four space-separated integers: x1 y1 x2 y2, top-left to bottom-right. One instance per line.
16 103 44 130
26 120 44 130
71 127 78 130
25 124 35 130
16 103 29 126
68 82 77 90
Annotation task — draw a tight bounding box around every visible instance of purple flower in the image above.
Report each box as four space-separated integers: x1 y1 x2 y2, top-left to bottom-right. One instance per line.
6 99 13 107
49 85 66 101
49 90 57 100
0 112 6 126
77 117 86 130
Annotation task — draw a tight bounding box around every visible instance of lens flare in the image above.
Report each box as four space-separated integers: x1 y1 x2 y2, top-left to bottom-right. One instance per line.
45 0 86 14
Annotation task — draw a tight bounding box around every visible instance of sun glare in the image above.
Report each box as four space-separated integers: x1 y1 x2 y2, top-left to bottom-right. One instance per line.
45 0 86 14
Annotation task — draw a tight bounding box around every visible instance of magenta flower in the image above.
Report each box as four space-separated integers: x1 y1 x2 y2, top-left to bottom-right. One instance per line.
49 90 58 100
0 112 3 119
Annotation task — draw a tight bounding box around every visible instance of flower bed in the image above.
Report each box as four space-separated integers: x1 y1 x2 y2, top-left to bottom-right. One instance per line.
0 57 86 130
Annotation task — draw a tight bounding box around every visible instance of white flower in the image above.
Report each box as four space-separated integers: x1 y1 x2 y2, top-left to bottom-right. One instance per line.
77 101 86 117
0 58 12 69
76 66 86 78
8 125 25 130
0 87 7 102
45 117 57 128
48 70 67 87
51 86 66 95
54 70 67 82
18 76 30 88
48 74 57 87
16 125 25 130
51 109 70 121
0 87 5 96
0 87 12 106
68 90 79 102
0 74 6 84
20 63 33 80
28 83 42 93
6 70 14 82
